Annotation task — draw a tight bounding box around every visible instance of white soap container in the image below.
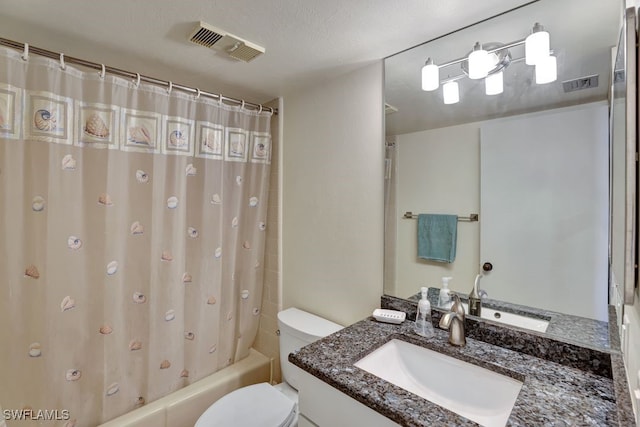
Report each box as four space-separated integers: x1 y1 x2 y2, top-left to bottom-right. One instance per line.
414 287 434 337
438 276 452 307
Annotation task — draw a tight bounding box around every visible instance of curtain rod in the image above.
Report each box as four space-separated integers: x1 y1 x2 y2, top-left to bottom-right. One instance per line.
0 37 278 115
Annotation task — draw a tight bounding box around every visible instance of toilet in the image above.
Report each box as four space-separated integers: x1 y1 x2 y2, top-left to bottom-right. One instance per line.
195 307 343 427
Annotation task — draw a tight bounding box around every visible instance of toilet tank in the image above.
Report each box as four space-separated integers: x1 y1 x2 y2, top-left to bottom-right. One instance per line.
277 308 343 390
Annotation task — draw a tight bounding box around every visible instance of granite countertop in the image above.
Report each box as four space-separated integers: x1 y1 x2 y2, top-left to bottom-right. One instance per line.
290 306 635 426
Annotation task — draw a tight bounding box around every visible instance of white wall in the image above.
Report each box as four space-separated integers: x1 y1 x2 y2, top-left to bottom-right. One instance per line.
281 62 385 326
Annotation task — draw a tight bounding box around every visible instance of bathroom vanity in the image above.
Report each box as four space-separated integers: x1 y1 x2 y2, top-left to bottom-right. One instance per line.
289 296 635 426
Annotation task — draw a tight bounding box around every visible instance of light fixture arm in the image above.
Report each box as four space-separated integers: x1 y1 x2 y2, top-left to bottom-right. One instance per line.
440 74 466 85
434 38 526 70
487 38 526 54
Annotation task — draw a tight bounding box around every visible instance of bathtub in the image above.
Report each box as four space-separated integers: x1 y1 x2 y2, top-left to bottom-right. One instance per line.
98 349 271 427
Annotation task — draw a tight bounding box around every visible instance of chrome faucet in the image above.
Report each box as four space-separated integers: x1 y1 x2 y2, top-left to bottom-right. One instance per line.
468 274 483 316
475 273 489 298
439 294 466 346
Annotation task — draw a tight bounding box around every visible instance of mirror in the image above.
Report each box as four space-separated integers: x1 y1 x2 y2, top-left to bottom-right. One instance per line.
383 0 623 327
610 6 637 319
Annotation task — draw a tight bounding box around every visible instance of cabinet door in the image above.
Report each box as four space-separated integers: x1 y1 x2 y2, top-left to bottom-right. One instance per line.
298 370 400 427
298 414 319 427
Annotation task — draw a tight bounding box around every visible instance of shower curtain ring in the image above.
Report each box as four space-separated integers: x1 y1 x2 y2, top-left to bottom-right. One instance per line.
59 53 66 70
167 81 173 94
22 43 29 61
258 105 263 114
218 94 223 105
134 73 141 88
195 88 201 99
99 64 106 79
241 100 245 109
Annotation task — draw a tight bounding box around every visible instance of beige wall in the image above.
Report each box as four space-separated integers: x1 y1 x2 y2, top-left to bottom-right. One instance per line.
254 61 386 379
281 62 385 327
393 122 481 298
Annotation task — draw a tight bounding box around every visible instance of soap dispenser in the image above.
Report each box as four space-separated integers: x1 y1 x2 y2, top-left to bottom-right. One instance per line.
414 287 434 337
439 276 452 307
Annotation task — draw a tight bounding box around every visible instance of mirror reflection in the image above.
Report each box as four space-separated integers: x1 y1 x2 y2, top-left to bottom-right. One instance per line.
610 21 627 329
383 0 620 325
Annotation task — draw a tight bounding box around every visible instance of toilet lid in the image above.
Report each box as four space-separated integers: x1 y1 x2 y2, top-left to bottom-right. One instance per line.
195 382 296 427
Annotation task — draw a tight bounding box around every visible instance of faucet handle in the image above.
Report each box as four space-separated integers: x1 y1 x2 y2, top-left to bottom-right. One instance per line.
450 295 465 317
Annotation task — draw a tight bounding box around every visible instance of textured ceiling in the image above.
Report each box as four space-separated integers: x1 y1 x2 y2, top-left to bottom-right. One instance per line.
0 0 534 104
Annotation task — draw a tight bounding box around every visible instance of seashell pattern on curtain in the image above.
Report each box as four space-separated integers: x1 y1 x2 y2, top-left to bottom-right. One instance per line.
0 47 273 426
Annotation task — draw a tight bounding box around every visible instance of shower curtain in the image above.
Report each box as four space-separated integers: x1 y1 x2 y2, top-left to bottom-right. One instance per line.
384 136 398 295
0 47 273 426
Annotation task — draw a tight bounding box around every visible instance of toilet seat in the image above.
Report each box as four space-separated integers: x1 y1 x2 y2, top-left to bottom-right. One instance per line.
195 382 297 427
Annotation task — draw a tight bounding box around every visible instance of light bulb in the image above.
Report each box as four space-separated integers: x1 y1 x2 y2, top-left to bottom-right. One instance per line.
485 71 503 95
443 81 459 104
535 55 557 84
525 23 550 65
468 42 489 79
421 58 439 91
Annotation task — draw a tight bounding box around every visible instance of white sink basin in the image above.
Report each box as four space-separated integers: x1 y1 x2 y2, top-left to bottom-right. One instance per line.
354 339 522 427
451 302 549 332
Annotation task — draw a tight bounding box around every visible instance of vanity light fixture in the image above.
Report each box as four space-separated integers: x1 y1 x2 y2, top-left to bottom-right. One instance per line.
525 23 550 65
443 80 460 104
485 70 504 95
535 54 557 84
468 42 490 79
420 22 557 104
422 58 439 91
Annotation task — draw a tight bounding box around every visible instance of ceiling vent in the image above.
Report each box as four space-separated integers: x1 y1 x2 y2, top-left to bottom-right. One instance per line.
562 75 599 93
188 21 265 62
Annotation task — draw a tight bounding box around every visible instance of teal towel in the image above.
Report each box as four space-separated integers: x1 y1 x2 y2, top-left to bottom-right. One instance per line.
417 214 458 263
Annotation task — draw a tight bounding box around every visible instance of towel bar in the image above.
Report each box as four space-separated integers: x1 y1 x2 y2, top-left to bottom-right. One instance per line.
403 211 478 222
